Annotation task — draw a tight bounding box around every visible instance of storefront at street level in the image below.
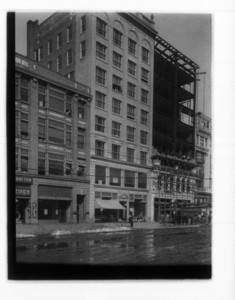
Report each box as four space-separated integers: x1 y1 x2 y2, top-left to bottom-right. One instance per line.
33 177 90 224
16 176 33 223
15 175 90 224
94 191 148 222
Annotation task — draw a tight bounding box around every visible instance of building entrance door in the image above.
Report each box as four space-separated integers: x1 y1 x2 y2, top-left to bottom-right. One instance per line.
77 195 85 223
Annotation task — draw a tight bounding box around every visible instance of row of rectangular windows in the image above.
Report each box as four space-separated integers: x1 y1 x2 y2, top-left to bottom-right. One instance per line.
95 164 148 189
95 40 150 65
35 15 150 72
35 16 149 62
46 50 72 72
15 148 86 177
15 76 87 119
95 115 148 142
95 67 150 96
94 140 148 164
34 25 72 61
16 111 86 149
95 116 149 143
96 93 149 119
96 17 150 63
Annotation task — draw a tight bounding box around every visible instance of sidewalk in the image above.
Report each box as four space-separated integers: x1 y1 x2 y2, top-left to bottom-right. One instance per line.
16 221 203 237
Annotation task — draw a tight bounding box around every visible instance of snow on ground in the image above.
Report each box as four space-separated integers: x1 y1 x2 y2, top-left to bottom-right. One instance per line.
16 233 35 238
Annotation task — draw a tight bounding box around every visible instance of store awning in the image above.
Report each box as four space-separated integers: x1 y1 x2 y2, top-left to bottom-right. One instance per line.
95 199 126 210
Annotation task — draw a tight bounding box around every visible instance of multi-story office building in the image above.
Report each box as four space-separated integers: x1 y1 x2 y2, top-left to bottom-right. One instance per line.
151 35 200 221
195 112 212 209
15 53 92 224
27 12 158 222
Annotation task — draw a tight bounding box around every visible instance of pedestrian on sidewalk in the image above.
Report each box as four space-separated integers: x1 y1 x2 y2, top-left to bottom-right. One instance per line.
129 213 134 228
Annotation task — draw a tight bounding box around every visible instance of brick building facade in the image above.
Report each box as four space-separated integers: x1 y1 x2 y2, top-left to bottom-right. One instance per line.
15 53 92 224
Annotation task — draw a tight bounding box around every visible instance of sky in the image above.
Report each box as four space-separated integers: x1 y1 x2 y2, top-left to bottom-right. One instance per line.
15 12 212 117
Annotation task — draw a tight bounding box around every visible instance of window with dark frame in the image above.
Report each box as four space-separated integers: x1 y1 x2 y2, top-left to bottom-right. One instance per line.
127 104 135 120
112 98 121 114
67 25 72 42
38 117 46 142
128 60 136 76
141 68 149 84
66 125 72 147
95 165 106 184
127 148 134 163
124 170 135 187
113 51 122 69
67 49 72 66
140 151 147 165
113 28 122 47
81 15 86 33
21 149 28 172
38 46 43 61
141 110 148 125
49 88 64 113
66 162 73 175
34 49 38 62
38 152 46 175
95 115 105 132
95 91 106 109
112 144 121 160
77 128 85 149
48 153 64 176
142 47 149 63
38 83 46 108
80 40 86 58
96 42 106 61
48 119 64 145
66 94 72 117
138 172 147 189
141 88 149 104
78 100 86 119
21 113 29 139
140 130 148 145
47 39 52 55
110 168 121 186
127 82 136 98
128 38 136 55
96 67 106 85
112 75 122 93
112 121 121 138
57 32 62 49
96 17 107 37
20 78 29 102
127 126 135 142
95 140 105 157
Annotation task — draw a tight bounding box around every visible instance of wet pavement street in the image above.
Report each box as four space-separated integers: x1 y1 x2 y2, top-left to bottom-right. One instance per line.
16 226 211 265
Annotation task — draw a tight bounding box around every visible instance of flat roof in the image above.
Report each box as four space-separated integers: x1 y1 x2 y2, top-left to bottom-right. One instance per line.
15 53 92 98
